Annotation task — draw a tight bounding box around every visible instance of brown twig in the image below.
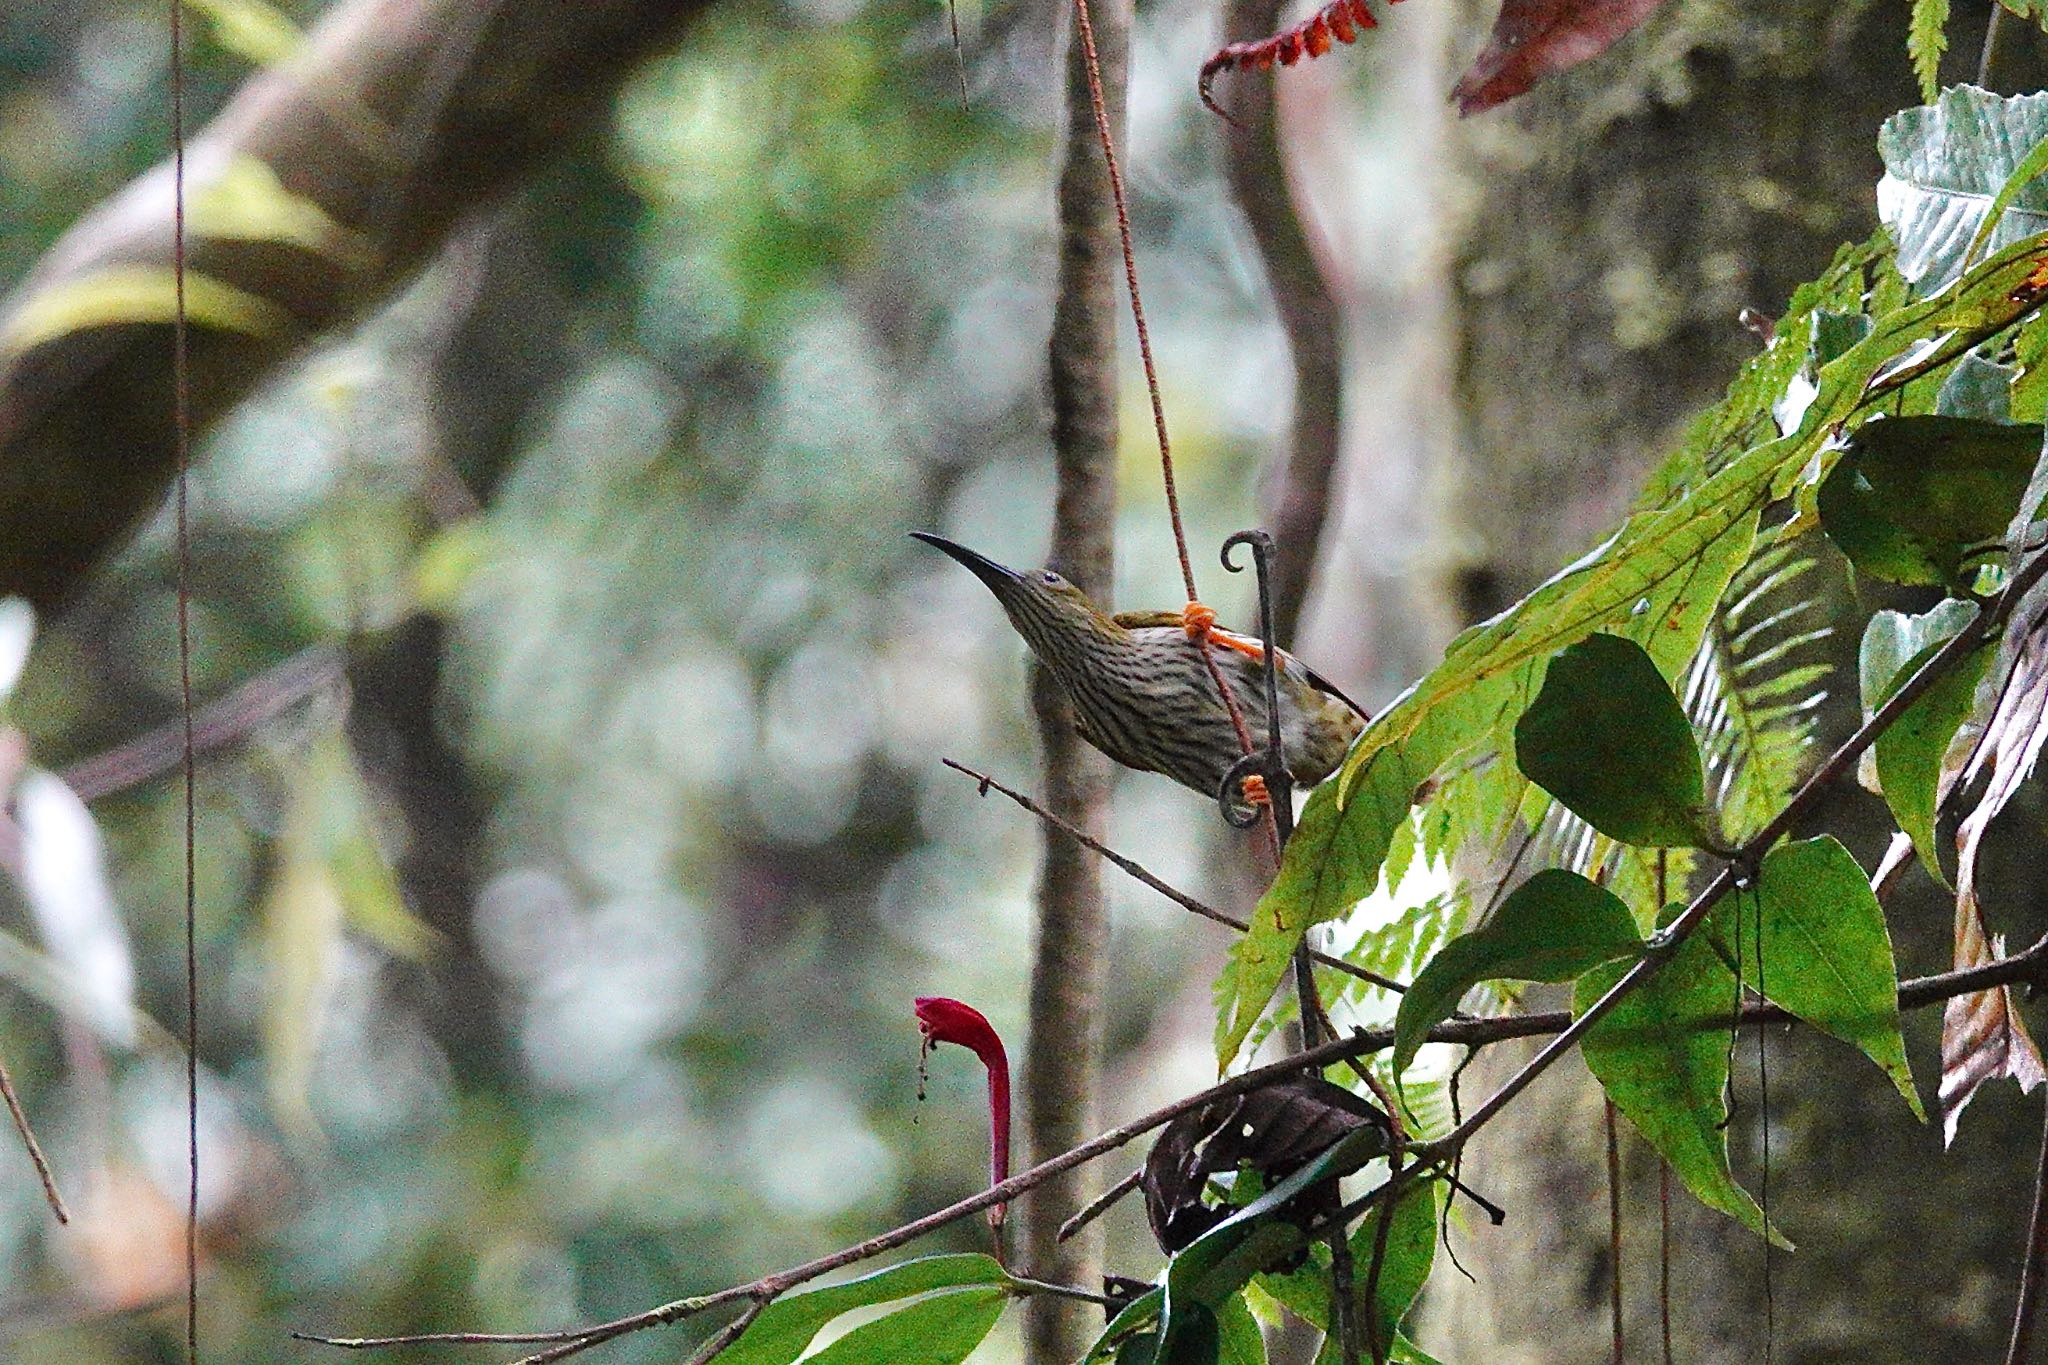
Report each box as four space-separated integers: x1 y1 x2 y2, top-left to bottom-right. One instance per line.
297 923 2048 1360
59 646 344 803
2008 1094 2048 1365
1057 1165 1141 1244
0 1051 66 1222
942 758 1403 991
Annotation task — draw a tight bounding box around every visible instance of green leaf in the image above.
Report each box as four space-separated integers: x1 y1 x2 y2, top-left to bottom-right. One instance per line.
1908 0 1949 103
1864 607 1993 884
1880 87 2048 291
720 1255 1010 1365
1315 1182 1439 1364
1392 870 1641 1075
1739 838 1925 1117
1155 1130 1387 1358
184 0 304 65
1216 742 1425 1066
1514 634 1716 848
1577 931 1787 1247
1818 415 2043 589
801 1285 1008 1365
1938 349 2018 421
1083 1287 1163 1364
1216 1293 1267 1365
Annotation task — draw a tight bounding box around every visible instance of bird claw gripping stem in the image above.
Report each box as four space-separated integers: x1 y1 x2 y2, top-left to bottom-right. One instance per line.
1219 751 1282 828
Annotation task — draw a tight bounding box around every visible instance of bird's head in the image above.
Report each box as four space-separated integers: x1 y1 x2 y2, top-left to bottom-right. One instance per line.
911 532 1119 656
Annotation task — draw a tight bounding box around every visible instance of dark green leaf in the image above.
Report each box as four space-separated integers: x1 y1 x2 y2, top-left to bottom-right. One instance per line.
1818 416 2044 589
1740 838 1925 1117
1514 634 1716 848
1879 87 2048 290
802 1286 1009 1365
1392 870 1642 1075
720 1255 1010 1365
1577 931 1787 1247
1083 1287 1163 1364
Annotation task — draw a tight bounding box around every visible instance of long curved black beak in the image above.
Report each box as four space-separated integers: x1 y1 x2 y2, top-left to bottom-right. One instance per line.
910 531 1023 592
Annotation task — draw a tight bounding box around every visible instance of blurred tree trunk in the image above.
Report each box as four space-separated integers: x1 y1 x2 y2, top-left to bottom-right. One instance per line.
1022 0 1127 1356
0 0 711 614
1419 2 2048 1359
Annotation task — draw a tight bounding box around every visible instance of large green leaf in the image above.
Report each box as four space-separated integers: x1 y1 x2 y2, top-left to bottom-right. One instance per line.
1216 1293 1267 1365
1817 415 2043 589
1513 634 1717 848
720 1255 1009 1365
801 1285 1008 1365
1216 740 1426 1066
1861 601 1993 883
1740 838 1925 1118
1577 929 1787 1247
1391 870 1642 1075
1879 87 2048 291
1083 1287 1164 1364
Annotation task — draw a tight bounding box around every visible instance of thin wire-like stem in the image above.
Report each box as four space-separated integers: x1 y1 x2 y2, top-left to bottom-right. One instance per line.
1606 1099 1623 1365
0 1052 65 1222
1982 0 2011 88
168 0 200 1355
1660 1161 1675 1365
942 759 1402 991
2007 1094 2048 1365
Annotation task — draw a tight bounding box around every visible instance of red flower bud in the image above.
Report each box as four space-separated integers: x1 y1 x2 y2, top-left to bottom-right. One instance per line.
915 997 1011 1230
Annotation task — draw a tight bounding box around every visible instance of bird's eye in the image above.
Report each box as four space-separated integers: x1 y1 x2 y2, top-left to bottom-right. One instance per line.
1041 570 1061 586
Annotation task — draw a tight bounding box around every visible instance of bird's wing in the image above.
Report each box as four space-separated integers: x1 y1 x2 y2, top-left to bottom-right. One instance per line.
1111 610 1184 630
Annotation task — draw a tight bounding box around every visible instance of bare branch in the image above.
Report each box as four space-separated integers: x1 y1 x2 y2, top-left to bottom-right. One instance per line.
0 1051 65 1223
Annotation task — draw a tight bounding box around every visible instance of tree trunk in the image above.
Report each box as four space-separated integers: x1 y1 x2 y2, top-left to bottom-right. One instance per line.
1420 2 2048 1359
1021 0 1128 1358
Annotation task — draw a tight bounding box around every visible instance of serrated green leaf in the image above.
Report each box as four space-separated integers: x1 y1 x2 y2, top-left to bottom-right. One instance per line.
1392 870 1641 1075
1818 415 2043 588
720 1255 1009 1365
1909 0 1949 102
1880 87 2048 291
1737 837 1925 1118
801 1285 1008 1365
1577 932 1787 1248
1514 634 1717 848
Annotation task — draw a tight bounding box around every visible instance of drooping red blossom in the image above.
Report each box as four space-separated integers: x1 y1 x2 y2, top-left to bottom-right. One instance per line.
914 997 1011 1229
1198 0 1382 118
1450 0 1670 115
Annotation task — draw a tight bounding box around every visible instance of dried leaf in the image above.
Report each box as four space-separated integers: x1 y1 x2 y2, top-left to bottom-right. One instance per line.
1144 1076 1392 1255
1940 586 2048 1141
1451 0 1669 116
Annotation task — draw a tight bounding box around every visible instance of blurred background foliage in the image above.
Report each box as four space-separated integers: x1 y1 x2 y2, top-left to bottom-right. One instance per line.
0 1 1429 1358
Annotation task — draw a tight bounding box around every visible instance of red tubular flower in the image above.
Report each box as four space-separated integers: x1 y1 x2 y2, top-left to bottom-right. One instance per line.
914 997 1011 1230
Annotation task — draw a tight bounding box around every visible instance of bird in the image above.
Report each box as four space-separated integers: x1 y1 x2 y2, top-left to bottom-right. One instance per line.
912 532 1367 801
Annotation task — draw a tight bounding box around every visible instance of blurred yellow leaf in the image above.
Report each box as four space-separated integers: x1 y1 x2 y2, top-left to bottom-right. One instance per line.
409 519 493 616
1 266 290 355
191 155 364 263
184 0 303 67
